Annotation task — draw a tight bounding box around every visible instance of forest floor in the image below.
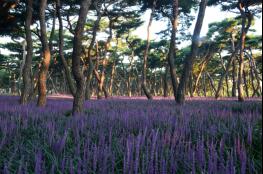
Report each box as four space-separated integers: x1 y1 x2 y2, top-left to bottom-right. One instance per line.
0 95 262 173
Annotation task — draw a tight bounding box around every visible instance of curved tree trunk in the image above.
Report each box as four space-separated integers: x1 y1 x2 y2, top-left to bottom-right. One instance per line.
72 0 92 114
176 0 208 104
20 0 33 104
56 0 76 96
37 0 51 107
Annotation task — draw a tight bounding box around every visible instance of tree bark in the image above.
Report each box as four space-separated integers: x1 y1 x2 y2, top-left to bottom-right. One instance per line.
72 0 92 114
20 0 33 104
56 0 76 96
37 0 51 107
142 1 156 100
176 0 208 104
167 0 179 100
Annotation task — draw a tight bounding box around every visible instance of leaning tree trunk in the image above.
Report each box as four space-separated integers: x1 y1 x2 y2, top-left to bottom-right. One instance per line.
142 2 156 100
37 0 51 107
20 0 33 104
56 0 76 96
176 0 208 104
72 0 92 114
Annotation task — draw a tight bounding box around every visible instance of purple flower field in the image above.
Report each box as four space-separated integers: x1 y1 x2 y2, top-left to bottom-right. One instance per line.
0 96 262 174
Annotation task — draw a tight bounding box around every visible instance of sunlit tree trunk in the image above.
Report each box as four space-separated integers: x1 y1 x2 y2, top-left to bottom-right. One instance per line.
37 0 51 107
177 0 208 104
20 0 33 104
72 0 92 114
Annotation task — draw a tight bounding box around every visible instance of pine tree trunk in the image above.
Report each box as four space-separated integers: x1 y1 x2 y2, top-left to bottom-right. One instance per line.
167 0 179 100
37 0 51 107
72 0 92 114
176 0 208 104
20 0 33 104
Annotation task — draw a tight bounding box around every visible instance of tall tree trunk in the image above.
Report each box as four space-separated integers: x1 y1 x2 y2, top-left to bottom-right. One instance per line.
56 0 76 96
167 0 179 100
37 0 51 107
72 0 92 114
20 0 33 104
176 0 208 104
142 2 156 100
237 3 252 102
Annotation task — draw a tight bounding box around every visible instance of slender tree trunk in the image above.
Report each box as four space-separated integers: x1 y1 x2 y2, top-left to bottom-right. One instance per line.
37 0 51 107
72 0 92 114
142 2 156 100
176 0 208 104
56 0 76 96
20 0 33 104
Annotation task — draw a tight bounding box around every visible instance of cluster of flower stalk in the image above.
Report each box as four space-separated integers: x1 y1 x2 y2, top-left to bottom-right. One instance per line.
0 96 261 173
